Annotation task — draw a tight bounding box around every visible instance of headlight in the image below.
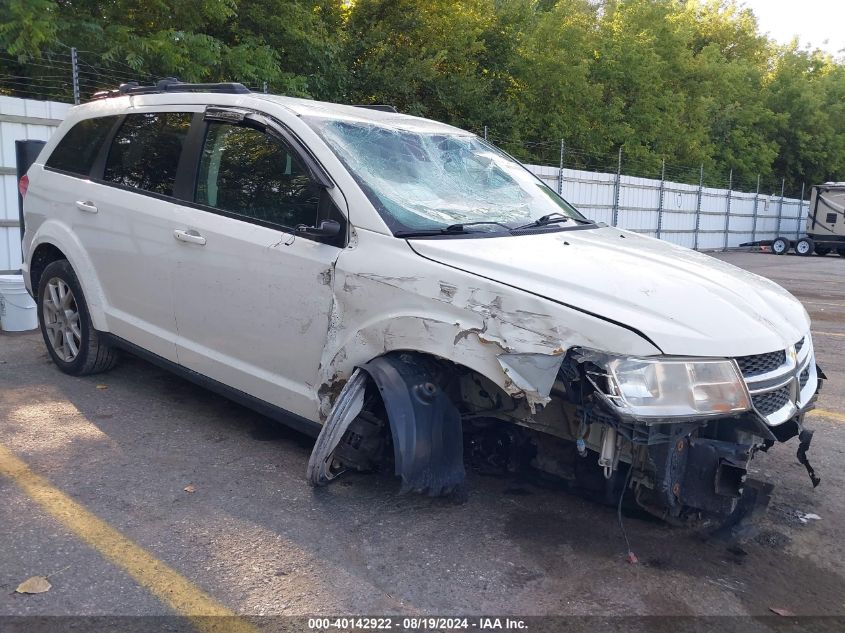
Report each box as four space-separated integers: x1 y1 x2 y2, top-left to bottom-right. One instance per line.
592 355 751 419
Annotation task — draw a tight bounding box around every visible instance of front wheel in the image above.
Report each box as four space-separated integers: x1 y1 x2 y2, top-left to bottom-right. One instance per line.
771 236 790 255
795 238 814 257
37 260 118 376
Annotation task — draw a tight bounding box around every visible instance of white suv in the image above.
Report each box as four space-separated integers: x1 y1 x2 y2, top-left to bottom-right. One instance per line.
21 80 823 527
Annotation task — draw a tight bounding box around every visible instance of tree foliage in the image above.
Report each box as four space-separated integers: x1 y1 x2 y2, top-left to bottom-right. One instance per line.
1 0 843 193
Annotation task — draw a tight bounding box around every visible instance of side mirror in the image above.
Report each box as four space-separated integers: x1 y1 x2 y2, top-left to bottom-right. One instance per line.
296 218 341 238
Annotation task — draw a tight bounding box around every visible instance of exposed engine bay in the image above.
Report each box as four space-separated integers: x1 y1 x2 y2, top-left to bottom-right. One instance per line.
308 349 824 533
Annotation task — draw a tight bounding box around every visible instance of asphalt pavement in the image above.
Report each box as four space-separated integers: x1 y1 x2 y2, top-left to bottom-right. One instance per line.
1 250 844 630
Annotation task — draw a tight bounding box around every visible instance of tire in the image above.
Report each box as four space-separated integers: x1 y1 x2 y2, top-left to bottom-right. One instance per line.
815 246 831 256
795 237 814 257
839 248 845 258
771 236 790 255
36 259 118 376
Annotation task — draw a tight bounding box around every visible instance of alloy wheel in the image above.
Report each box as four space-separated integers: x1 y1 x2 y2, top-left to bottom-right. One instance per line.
42 277 82 362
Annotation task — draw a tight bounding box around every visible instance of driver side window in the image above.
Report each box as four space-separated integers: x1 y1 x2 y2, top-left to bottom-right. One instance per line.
195 122 319 228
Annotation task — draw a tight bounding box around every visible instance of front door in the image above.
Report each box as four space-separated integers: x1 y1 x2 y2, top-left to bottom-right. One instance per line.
171 118 344 419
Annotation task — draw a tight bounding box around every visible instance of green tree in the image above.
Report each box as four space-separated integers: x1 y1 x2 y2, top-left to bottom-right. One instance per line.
2 0 843 190
506 0 605 160
0 1 347 97
344 0 507 131
766 46 845 193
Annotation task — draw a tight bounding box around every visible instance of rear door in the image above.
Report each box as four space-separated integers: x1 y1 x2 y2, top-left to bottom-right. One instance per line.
83 108 199 361
171 110 347 419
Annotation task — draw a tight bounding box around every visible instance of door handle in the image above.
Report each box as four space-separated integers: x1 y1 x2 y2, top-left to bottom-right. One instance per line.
75 200 98 213
173 229 207 246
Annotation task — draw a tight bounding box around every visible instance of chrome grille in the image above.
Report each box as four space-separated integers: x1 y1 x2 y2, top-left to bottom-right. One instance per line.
800 367 810 389
751 385 791 416
739 335 816 427
736 350 786 378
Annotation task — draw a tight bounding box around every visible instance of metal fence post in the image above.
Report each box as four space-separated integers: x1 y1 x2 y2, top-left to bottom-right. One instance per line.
751 174 760 243
798 182 813 238
557 140 565 196
723 170 733 251
656 159 666 240
71 47 80 105
483 125 488 141
262 81 268 94
611 146 622 226
778 177 792 240
775 177 785 237
693 164 704 250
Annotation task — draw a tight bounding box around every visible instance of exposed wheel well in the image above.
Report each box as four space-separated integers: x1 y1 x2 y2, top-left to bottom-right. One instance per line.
29 243 68 293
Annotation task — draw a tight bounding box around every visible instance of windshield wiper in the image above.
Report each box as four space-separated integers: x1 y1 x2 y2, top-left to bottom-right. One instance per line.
395 221 513 238
444 221 513 232
513 212 592 231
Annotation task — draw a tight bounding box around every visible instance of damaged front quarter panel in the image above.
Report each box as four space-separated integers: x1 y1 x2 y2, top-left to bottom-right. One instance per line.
314 229 660 420
496 352 566 410
307 230 662 498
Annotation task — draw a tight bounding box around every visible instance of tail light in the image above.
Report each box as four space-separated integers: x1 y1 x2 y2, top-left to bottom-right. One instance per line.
18 174 29 198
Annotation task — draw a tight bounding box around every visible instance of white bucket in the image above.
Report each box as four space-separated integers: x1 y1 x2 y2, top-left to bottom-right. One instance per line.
0 274 38 332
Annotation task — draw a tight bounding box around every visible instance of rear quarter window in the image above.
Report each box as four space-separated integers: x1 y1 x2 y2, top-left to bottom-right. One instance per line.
45 116 119 176
104 112 192 196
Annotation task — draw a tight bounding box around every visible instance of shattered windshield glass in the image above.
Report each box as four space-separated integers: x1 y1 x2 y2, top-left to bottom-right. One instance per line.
304 117 587 235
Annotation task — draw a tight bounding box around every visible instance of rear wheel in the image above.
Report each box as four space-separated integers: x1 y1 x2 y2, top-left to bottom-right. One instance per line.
815 246 831 256
795 238 814 257
771 236 790 255
37 260 118 376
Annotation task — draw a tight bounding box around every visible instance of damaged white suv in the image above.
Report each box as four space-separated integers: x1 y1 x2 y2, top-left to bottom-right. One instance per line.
21 80 823 528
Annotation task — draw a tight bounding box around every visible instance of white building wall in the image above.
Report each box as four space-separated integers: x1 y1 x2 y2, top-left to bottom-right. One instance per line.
0 97 70 272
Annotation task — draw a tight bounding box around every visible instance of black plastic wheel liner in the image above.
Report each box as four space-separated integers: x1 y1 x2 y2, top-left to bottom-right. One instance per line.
359 353 465 496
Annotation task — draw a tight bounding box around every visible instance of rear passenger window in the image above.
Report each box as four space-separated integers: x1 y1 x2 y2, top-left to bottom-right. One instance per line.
104 112 192 196
195 122 319 228
45 116 118 176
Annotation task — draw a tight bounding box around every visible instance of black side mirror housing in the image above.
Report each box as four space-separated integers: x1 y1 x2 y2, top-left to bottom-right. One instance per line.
296 218 341 238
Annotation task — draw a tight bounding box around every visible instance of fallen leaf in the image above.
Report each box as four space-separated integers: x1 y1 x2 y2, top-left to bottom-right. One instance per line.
95 385 108 390
183 484 196 493
626 551 639 564
804 513 821 521
16 576 52 594
770 607 795 617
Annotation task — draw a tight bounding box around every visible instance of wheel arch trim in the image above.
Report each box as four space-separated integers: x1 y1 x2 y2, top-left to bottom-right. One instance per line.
27 221 109 331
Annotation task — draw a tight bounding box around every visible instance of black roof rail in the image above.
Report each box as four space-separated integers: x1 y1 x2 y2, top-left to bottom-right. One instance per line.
90 78 250 101
353 104 398 113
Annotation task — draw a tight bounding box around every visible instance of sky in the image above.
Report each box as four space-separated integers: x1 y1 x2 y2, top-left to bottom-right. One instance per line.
740 0 845 56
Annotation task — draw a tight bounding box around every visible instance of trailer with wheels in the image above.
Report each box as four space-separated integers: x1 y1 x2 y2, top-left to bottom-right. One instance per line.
743 183 845 257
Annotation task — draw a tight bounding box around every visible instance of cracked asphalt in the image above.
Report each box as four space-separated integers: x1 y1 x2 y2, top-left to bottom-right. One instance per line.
1 251 844 628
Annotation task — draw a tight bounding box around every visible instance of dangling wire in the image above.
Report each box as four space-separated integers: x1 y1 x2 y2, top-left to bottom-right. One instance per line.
617 463 637 564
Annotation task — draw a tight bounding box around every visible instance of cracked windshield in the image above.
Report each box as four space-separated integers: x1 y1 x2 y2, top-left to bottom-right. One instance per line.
306 117 586 234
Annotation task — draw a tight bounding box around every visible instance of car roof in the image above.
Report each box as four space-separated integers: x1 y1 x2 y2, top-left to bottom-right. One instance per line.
73 90 472 137
254 93 471 135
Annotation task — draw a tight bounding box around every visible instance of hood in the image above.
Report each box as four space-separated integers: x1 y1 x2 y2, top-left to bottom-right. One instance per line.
408 226 809 357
